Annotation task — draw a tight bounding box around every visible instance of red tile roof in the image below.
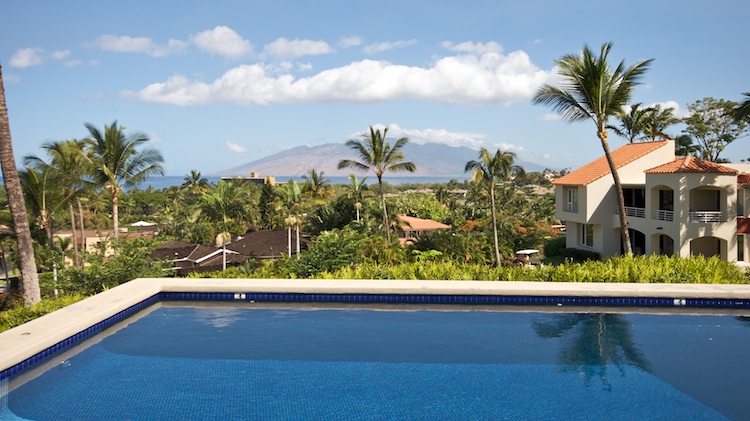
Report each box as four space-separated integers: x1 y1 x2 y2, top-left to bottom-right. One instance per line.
645 156 738 174
553 140 670 186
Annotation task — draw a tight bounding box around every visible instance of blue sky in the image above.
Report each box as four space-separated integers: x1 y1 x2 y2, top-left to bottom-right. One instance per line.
2 0 748 176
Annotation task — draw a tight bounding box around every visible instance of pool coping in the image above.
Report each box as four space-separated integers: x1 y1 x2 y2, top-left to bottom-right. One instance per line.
2 277 750 376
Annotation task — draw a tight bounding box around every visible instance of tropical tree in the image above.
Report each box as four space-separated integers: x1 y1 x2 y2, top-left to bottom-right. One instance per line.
532 42 652 255
181 170 209 195
23 139 89 266
0 64 40 305
81 121 164 237
19 165 63 247
301 168 334 202
734 92 750 122
337 126 416 241
642 104 678 140
673 134 699 157
607 103 651 143
682 97 749 162
199 180 249 237
465 148 524 267
344 174 372 222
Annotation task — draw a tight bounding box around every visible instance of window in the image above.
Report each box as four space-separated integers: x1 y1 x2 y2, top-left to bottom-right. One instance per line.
566 188 578 212
739 235 745 262
738 188 745 217
580 224 593 247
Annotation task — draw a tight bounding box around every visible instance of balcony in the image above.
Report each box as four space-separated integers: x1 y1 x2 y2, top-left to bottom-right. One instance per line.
653 209 674 222
618 206 645 218
689 211 724 223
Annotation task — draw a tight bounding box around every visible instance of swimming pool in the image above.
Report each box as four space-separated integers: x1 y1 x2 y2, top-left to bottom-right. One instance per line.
2 301 749 420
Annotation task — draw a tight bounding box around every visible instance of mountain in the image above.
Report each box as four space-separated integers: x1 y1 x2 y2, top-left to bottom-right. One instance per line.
217 142 548 177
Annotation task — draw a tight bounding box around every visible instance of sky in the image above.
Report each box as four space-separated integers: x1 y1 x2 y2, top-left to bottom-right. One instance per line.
1 0 748 176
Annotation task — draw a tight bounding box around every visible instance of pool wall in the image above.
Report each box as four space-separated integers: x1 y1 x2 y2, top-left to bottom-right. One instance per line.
1 278 750 379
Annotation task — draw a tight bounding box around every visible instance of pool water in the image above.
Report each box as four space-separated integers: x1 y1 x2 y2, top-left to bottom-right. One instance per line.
2 304 749 420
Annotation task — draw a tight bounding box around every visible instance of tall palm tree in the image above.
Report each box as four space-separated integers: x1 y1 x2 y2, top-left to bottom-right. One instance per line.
301 168 334 202
607 103 650 143
465 148 524 267
532 42 652 255
338 126 416 241
24 139 89 266
199 180 249 236
0 64 40 305
81 121 164 237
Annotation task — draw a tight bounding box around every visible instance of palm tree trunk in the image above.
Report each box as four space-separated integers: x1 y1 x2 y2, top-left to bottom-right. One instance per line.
377 177 390 242
490 183 502 267
0 64 40 305
69 202 79 266
77 198 85 263
112 189 119 238
599 130 633 255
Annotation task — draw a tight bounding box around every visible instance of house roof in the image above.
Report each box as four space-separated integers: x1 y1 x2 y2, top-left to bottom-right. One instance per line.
396 215 451 231
552 140 670 186
645 156 738 174
226 229 310 258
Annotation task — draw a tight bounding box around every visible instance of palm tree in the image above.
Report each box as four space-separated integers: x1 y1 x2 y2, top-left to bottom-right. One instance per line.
278 180 304 257
24 139 89 266
642 104 678 140
532 42 652 255
81 121 164 237
607 103 650 143
181 169 209 195
345 174 372 222
0 64 40 305
465 148 524 267
301 168 334 202
734 92 750 122
338 126 416 241
199 180 249 236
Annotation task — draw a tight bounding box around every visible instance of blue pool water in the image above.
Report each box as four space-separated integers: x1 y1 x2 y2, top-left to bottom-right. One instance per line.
2 304 749 420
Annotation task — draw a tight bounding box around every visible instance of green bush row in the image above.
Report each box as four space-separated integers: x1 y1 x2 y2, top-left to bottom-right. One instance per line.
0 294 86 332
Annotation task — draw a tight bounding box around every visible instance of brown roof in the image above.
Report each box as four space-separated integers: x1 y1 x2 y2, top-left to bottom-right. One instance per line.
553 140 670 186
645 156 738 174
226 230 310 259
396 215 451 231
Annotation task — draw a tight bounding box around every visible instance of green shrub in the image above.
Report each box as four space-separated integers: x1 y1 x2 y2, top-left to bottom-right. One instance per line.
543 236 566 257
0 294 87 333
561 247 601 262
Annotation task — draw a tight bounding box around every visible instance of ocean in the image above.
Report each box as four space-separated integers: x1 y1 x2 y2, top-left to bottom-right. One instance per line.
132 175 470 190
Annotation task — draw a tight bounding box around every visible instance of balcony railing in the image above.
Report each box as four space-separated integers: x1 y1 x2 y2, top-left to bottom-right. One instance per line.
689 211 724 223
618 206 645 218
653 209 674 222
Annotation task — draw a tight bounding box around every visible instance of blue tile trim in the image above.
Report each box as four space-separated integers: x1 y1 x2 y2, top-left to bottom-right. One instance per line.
3 290 749 382
0 294 159 381
159 291 750 308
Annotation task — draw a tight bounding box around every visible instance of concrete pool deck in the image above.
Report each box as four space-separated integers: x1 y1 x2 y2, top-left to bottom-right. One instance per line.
2 277 750 374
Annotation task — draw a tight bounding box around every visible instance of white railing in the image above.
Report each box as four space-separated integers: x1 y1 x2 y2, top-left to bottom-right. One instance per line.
689 211 723 223
653 209 674 222
619 206 646 218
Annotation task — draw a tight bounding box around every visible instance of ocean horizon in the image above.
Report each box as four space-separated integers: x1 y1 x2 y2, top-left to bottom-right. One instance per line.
131 175 471 190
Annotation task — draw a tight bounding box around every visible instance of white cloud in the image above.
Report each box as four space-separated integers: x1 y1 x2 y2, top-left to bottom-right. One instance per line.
2 74 22 84
10 48 45 68
192 26 251 59
50 50 70 60
650 100 688 118
442 41 503 54
226 141 248 153
128 46 554 106
91 35 187 57
262 38 333 59
538 113 562 121
366 123 487 149
338 36 363 48
362 39 417 54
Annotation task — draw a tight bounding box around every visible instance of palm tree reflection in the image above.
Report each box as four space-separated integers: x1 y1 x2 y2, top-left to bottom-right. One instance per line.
533 313 650 391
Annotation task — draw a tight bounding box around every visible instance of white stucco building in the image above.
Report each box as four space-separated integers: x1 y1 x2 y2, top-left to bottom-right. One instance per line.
552 140 750 263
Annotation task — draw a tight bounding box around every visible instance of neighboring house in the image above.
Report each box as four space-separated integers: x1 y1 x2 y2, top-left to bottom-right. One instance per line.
151 240 248 275
395 214 451 245
56 224 157 254
225 229 310 259
552 139 749 264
